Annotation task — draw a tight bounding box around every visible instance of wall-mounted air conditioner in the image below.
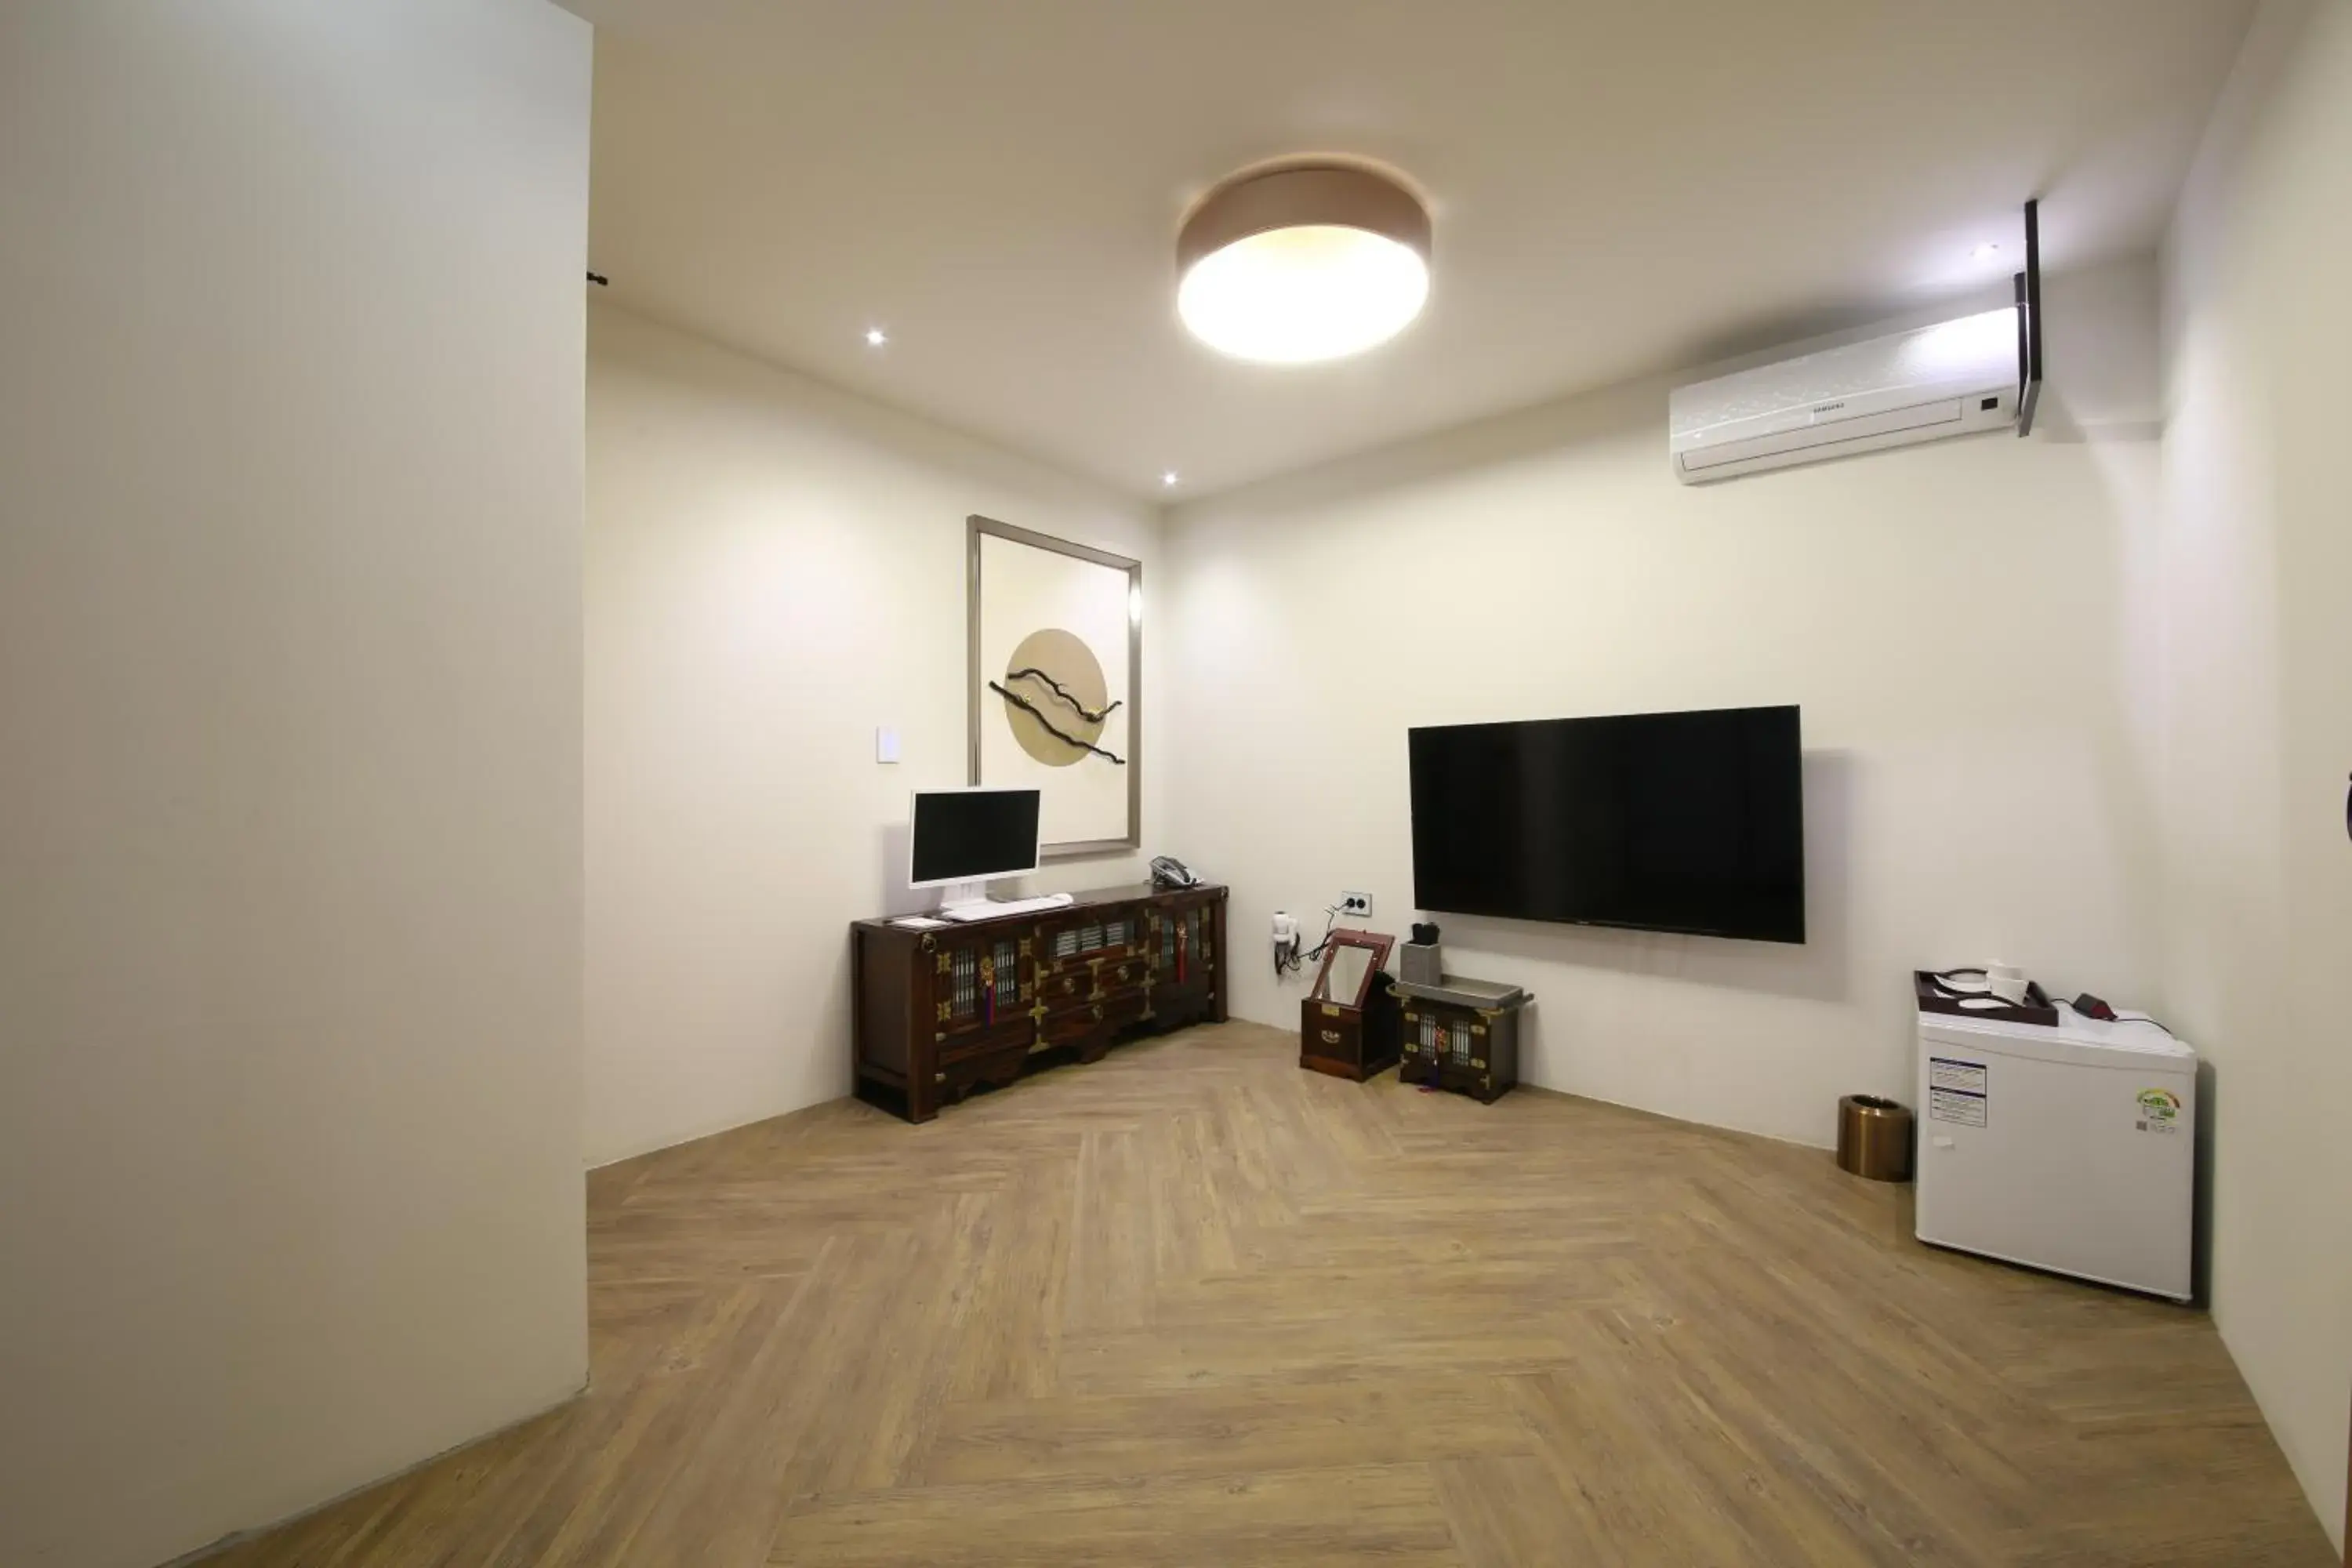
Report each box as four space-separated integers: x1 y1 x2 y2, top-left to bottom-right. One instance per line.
1668 307 2024 484
1671 201 2045 485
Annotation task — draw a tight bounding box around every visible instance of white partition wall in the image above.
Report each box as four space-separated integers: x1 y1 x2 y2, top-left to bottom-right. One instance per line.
0 3 593 1564
2157 0 2352 1548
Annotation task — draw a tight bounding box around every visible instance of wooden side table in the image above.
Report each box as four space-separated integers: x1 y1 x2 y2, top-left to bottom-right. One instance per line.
1396 975 1529 1104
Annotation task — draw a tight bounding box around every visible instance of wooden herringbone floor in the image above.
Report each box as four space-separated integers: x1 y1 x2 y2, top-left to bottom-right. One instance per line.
214 1021 2332 1566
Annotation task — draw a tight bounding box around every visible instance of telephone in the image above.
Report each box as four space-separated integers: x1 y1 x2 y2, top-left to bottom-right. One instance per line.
1149 855 1202 889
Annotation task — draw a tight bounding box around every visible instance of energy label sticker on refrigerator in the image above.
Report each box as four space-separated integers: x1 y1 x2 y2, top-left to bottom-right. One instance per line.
1929 1087 1988 1128
1928 1057 1987 1094
2135 1087 2183 1134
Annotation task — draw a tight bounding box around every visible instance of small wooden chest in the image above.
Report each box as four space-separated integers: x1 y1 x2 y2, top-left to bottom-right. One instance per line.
1396 975 1529 1104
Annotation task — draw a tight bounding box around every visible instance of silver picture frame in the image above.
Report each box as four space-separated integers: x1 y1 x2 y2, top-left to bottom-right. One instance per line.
967 514 1142 858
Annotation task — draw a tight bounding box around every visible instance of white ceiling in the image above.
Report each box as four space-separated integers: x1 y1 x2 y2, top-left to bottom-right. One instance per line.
564 0 2254 500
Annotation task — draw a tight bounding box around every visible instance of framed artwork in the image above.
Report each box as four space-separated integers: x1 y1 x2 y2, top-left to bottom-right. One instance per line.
967 515 1140 857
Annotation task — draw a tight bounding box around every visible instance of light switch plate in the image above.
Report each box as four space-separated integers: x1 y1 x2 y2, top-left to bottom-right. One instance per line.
875 726 901 764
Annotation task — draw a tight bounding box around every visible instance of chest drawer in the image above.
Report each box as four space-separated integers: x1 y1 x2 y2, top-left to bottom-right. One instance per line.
1036 1001 1105 1047
1038 906 1148 971
1095 956 1147 995
1300 995 1399 1082
1036 967 1091 1007
939 1018 1033 1065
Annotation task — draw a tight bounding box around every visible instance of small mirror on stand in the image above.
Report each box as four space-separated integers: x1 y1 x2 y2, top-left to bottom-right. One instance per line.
1301 928 1399 1082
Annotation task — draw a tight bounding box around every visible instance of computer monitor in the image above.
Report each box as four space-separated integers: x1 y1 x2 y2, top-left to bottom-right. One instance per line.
909 786 1042 898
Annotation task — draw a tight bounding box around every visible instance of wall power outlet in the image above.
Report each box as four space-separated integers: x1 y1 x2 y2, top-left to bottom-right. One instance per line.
1338 891 1373 918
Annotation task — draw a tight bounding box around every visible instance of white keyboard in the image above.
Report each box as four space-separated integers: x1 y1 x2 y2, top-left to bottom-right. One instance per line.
938 893 1076 923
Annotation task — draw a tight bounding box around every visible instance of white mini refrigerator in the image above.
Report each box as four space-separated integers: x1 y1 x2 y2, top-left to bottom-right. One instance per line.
1914 1005 2197 1301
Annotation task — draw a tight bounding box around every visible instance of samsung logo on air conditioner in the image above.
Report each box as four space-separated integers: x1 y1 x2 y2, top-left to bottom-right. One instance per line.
1812 401 1846 414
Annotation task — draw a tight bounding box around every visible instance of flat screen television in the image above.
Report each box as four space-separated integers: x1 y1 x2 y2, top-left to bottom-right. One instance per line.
1407 705 1805 944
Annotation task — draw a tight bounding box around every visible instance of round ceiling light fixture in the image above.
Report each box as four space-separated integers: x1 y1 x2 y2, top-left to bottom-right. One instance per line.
1177 162 1431 365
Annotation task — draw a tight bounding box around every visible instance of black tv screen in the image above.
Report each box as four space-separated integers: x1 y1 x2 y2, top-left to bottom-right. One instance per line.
1408 705 1805 943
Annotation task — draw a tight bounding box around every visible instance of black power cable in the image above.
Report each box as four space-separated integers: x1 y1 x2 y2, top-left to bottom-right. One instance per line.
1276 906 1347 982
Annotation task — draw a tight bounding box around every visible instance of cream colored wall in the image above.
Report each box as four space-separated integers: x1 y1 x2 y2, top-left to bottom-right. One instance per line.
2158 0 2351 1546
1163 260 2165 1150
585 306 1165 1166
0 4 591 1566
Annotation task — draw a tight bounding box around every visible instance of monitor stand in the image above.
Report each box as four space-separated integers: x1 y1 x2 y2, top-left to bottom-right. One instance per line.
931 882 1074 923
935 879 993 913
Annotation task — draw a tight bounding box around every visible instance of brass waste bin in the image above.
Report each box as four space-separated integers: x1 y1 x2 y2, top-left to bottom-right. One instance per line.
1836 1094 1914 1181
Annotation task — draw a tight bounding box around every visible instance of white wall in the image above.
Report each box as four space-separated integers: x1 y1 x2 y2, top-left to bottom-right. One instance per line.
585 307 1165 1166
0 5 591 1566
2158 0 2352 1546
1163 261 2166 1151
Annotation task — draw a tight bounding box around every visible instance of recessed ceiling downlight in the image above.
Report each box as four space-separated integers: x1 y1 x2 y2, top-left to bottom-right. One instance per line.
1177 163 1431 364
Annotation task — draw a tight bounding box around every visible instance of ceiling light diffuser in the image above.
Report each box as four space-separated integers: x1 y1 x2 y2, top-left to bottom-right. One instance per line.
1177 163 1431 364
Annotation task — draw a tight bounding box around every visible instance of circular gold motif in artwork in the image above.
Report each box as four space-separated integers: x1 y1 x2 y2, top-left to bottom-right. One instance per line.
1001 628 1109 768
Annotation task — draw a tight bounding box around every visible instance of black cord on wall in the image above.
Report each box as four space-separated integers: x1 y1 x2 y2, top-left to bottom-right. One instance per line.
1276 906 1345 981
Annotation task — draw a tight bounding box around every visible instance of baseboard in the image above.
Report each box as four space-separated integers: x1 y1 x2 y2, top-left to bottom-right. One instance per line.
158 1381 589 1568
586 1088 844 1171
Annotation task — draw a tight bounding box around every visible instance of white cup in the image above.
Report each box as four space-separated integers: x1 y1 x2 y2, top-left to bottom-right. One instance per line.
1987 963 2028 1004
